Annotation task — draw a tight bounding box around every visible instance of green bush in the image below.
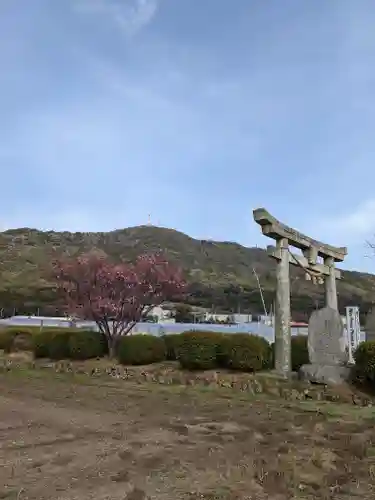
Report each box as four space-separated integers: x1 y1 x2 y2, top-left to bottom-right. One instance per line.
32 328 108 360
33 330 55 358
1 326 41 336
10 332 34 352
268 336 309 372
219 333 271 372
353 341 375 383
0 327 37 353
269 342 275 369
68 329 107 360
178 331 224 370
117 334 166 365
99 331 109 356
291 335 309 371
44 330 72 360
162 334 184 360
0 326 74 355
0 328 16 352
0 329 8 350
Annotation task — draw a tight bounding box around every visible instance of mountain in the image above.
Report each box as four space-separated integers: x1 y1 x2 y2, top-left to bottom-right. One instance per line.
0 225 374 320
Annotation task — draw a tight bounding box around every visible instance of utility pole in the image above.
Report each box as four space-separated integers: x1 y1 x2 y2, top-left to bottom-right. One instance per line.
252 267 268 318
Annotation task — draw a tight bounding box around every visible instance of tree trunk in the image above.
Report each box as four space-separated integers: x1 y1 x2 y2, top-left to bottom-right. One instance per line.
107 335 118 359
98 320 116 359
109 343 116 359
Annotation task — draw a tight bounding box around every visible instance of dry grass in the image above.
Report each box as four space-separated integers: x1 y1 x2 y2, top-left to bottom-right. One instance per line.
0 368 375 499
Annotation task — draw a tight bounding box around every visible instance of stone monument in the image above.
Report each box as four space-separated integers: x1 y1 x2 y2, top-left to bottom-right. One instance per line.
299 306 350 385
253 208 348 378
365 308 375 342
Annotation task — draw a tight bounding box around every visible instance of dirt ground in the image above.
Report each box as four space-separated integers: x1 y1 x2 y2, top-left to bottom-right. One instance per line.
1 370 375 500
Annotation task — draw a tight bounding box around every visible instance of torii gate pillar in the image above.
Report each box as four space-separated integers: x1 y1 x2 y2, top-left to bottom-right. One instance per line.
274 238 291 374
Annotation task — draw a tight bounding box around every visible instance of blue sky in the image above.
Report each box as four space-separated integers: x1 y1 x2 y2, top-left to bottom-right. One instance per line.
1 0 375 272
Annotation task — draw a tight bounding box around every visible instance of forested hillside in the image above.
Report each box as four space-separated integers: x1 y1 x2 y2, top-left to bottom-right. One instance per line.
0 225 373 320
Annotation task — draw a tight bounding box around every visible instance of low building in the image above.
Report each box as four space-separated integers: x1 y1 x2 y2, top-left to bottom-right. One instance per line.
290 321 308 335
230 313 252 324
204 312 231 323
160 317 176 324
148 306 173 323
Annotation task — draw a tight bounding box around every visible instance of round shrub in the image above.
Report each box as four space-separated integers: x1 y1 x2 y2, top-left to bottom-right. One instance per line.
47 331 72 360
353 341 375 383
0 327 34 353
0 330 8 351
291 335 309 371
33 329 71 360
99 330 109 356
0 329 17 352
68 329 106 360
162 334 184 360
33 330 55 358
178 331 224 371
2 326 38 336
219 333 271 372
117 334 166 366
33 330 51 358
269 342 275 369
268 336 309 372
11 332 34 352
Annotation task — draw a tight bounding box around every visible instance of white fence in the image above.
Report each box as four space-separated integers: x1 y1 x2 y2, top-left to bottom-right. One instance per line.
0 315 366 346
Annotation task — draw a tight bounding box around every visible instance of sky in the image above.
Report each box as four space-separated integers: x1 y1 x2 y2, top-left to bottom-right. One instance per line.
1 0 375 272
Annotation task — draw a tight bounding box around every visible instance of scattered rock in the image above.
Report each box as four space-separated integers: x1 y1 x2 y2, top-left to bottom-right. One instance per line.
2 355 374 407
125 487 147 500
118 448 134 461
111 470 130 483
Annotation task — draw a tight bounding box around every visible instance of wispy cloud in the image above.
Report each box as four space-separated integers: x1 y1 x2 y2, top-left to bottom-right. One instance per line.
310 199 375 247
73 0 159 36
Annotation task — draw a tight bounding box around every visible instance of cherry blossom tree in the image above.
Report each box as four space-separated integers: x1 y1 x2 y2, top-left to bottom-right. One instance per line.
53 251 186 357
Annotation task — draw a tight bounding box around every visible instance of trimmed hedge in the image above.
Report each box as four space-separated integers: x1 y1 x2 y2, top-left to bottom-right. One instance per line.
178 331 224 370
0 326 71 354
219 333 271 372
176 331 307 373
32 328 107 360
269 341 276 368
33 330 55 358
0 326 108 360
117 334 166 366
162 334 185 361
69 329 107 360
0 330 7 350
353 341 375 383
0 328 18 352
269 335 309 372
1 326 42 336
0 326 40 353
291 335 309 371
47 331 72 360
0 323 310 376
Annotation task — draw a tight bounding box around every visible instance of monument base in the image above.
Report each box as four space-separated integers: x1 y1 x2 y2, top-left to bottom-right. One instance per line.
299 363 351 385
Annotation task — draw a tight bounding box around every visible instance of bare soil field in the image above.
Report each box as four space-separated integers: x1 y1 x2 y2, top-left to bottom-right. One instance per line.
1 369 375 500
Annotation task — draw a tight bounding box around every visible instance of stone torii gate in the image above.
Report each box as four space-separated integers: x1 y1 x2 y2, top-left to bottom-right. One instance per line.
253 208 347 377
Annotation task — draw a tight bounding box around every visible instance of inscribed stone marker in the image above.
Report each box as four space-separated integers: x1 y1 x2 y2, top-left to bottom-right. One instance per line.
308 307 348 366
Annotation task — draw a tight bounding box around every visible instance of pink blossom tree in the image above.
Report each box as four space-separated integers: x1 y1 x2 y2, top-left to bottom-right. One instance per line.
53 252 186 357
